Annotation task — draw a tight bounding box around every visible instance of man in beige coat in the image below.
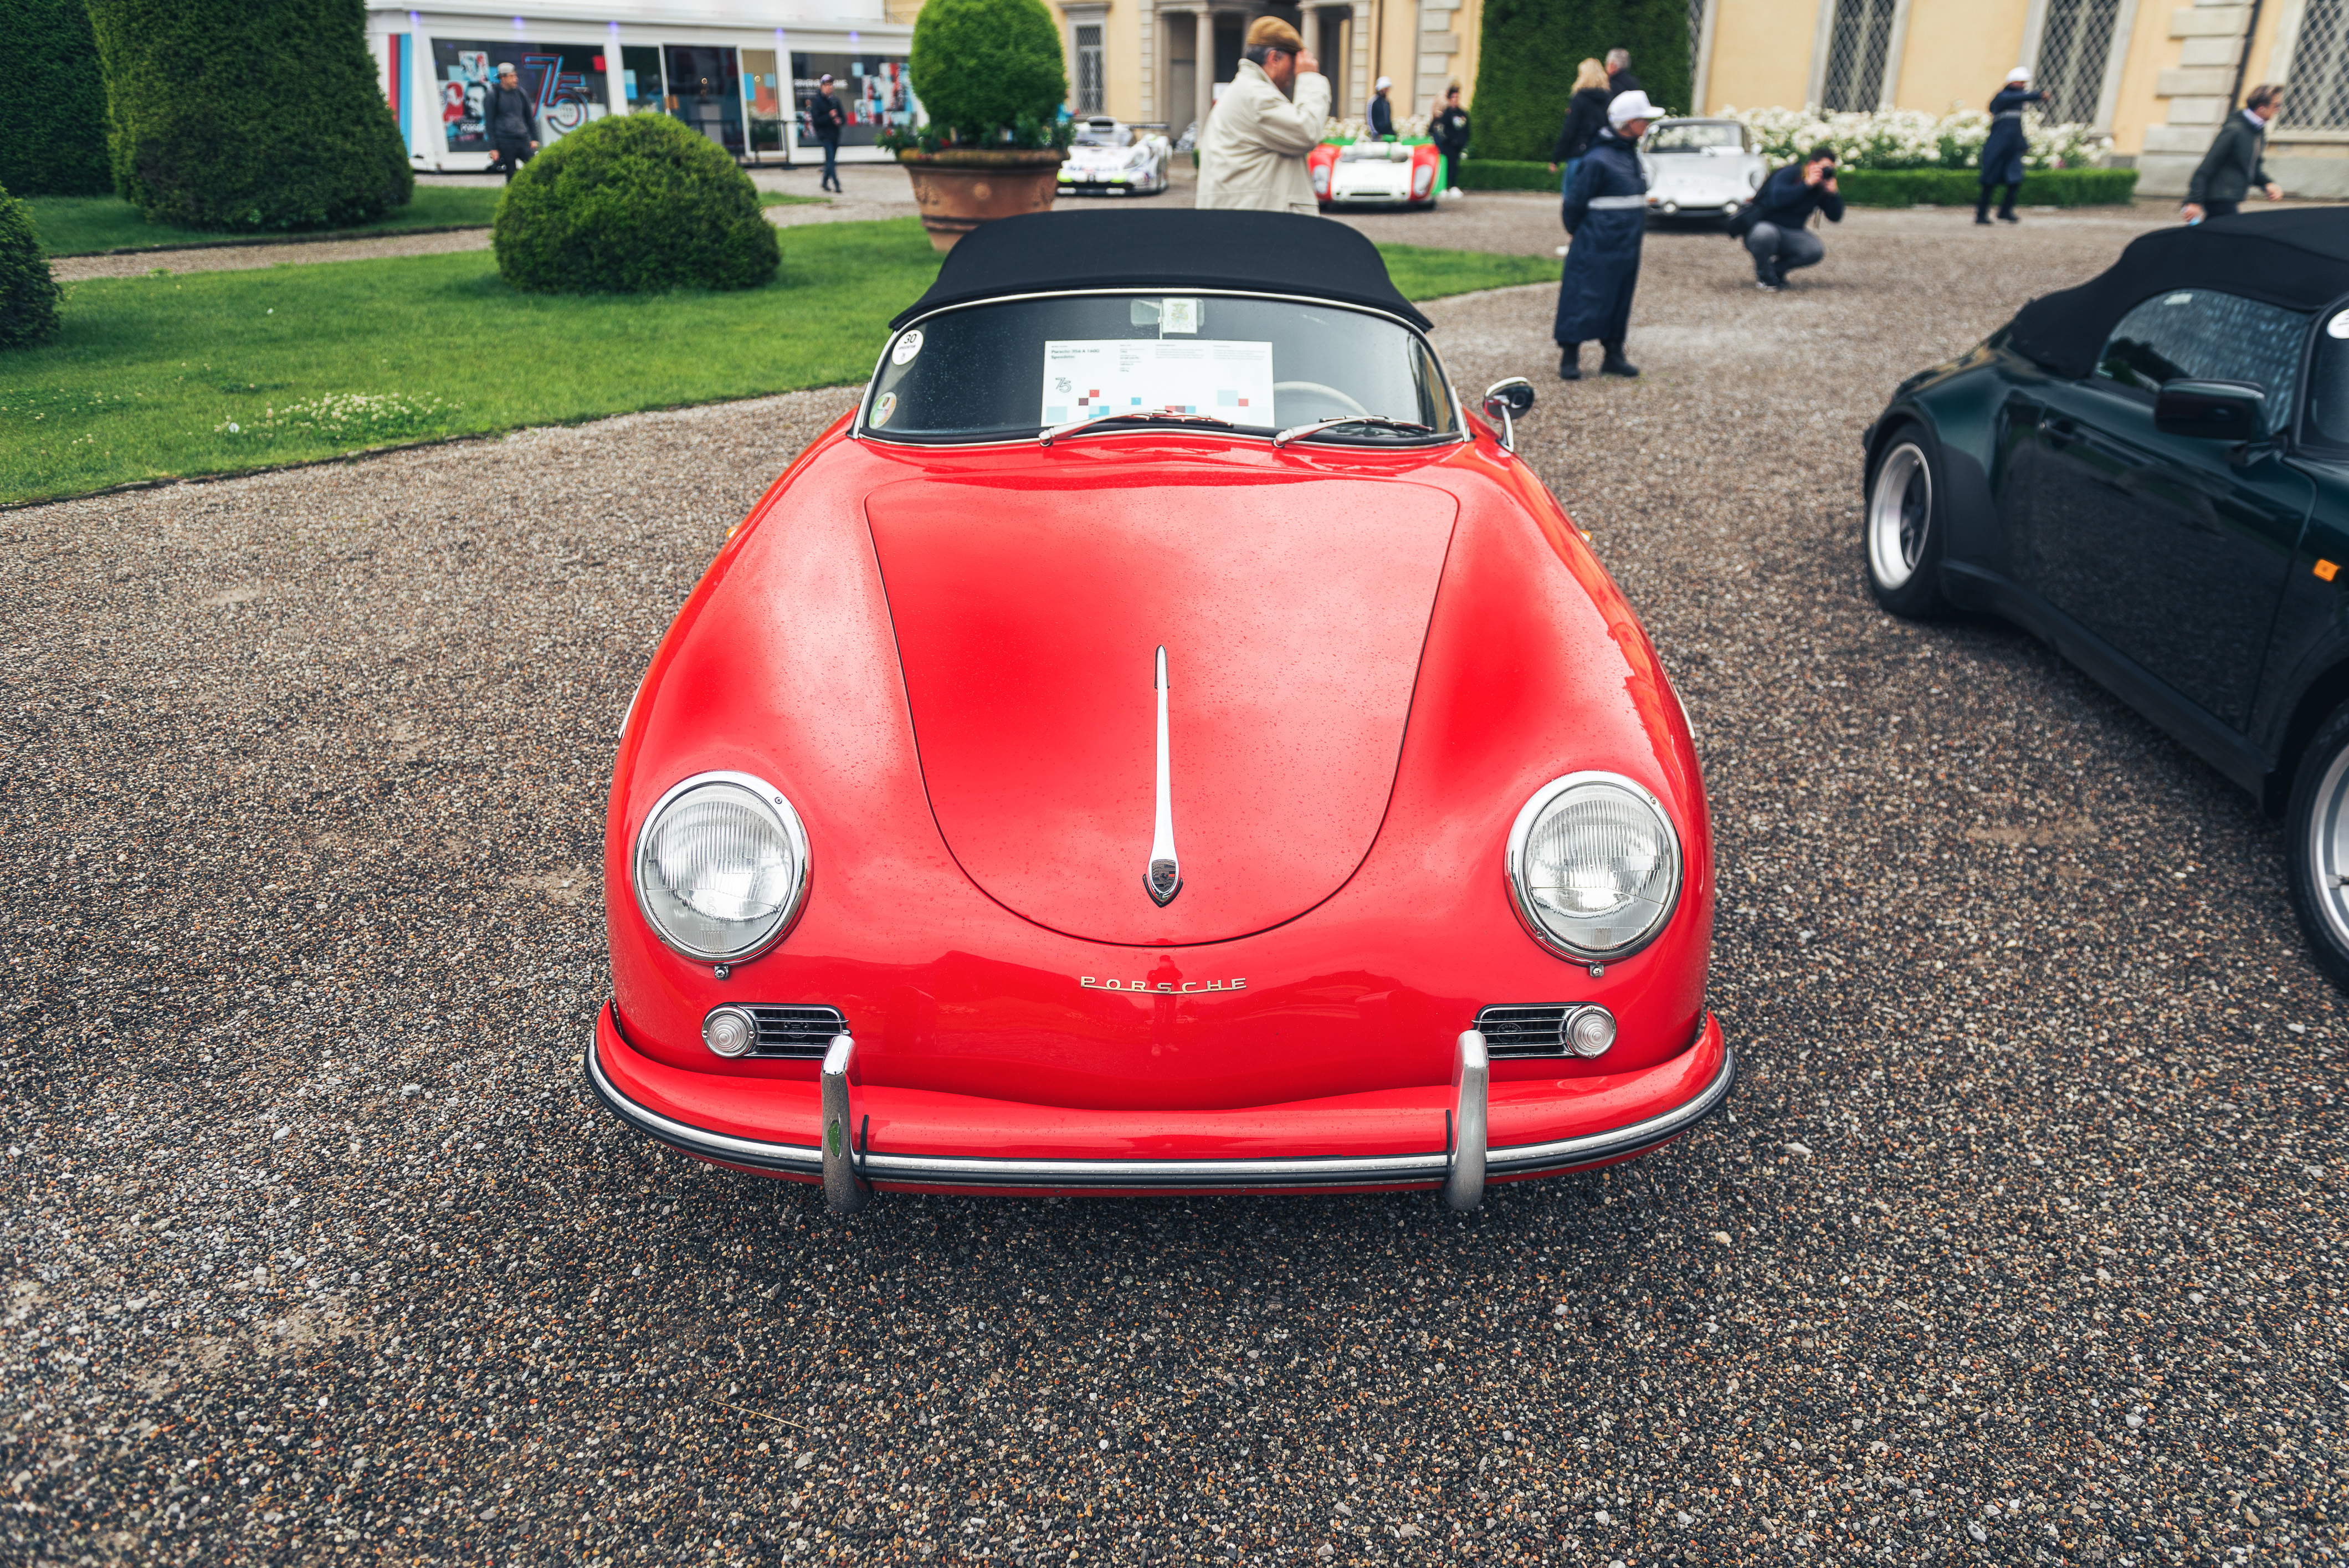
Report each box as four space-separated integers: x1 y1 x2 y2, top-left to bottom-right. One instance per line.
1196 16 1332 213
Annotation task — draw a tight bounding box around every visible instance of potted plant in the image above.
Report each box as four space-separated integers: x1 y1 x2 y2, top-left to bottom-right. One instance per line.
887 0 1073 250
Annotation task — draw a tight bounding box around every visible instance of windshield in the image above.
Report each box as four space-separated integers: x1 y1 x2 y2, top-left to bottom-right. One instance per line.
1074 121 1130 147
1648 122 1745 152
1339 142 1412 161
865 294 1458 444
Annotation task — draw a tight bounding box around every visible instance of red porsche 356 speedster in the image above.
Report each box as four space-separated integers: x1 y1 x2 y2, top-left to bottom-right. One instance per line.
589 210 1731 1210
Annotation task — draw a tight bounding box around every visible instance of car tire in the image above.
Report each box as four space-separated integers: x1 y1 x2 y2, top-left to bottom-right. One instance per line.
1863 421 1952 619
2285 701 2349 992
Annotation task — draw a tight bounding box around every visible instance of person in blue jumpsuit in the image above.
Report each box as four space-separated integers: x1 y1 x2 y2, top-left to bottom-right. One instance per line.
1555 90 1656 380
1977 66 2047 224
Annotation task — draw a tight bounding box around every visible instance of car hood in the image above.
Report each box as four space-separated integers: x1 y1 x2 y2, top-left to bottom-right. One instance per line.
867 473 1456 945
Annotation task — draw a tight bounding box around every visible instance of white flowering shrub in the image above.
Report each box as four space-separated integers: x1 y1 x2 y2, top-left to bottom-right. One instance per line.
1321 112 1432 142
1717 104 2109 170
215 392 460 443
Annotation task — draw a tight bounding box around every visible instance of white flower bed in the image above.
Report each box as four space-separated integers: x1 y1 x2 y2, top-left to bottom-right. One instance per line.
1321 113 1432 143
1717 104 2109 171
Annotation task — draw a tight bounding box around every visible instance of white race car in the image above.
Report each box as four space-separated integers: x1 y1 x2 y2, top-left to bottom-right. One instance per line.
1637 119 1768 223
1058 117 1173 197
1309 139 1444 211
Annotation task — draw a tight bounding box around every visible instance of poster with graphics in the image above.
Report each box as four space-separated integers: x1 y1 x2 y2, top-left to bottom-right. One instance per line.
791 53 919 147
432 40 609 151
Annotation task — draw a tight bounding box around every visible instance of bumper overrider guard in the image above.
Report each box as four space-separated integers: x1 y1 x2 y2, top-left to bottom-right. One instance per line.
586 1006 1733 1210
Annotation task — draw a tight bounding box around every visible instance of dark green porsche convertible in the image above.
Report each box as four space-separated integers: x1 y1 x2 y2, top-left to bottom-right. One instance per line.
1861 209 2349 986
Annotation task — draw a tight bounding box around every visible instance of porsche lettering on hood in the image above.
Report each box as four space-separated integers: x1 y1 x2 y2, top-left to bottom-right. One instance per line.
868 476 1457 945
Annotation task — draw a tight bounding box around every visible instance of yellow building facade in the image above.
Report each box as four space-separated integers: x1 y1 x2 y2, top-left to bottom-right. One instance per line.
1014 0 2344 196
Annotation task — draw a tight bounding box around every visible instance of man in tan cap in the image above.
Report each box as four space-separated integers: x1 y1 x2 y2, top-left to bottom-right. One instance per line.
1196 16 1331 213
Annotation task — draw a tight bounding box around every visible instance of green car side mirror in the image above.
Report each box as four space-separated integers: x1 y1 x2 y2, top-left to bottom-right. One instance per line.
2153 378 2268 442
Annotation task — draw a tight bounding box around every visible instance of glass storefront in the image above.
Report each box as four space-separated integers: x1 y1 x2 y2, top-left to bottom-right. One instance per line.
664 44 743 155
792 52 918 148
431 39 608 151
620 45 664 114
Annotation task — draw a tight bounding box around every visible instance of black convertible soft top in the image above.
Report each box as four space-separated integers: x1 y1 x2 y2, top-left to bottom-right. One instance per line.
2008 207 2349 378
888 209 1434 331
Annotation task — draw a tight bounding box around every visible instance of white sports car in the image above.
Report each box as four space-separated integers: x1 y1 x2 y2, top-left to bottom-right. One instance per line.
1638 119 1768 223
1058 117 1173 197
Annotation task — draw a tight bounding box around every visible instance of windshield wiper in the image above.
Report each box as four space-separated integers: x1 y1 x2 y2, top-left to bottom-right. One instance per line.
1270 414 1437 447
1038 410 1238 447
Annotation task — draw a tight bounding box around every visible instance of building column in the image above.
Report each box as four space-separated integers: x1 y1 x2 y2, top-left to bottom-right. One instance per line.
2137 0 2253 194
1197 8 1215 132
1415 0 1461 113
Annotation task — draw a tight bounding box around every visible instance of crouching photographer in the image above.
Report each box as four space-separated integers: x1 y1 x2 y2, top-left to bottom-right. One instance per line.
1731 146 1844 291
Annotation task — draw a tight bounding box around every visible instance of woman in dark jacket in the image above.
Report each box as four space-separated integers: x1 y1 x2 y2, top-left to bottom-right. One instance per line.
1977 66 2047 224
1555 93 1655 380
1548 58 1613 197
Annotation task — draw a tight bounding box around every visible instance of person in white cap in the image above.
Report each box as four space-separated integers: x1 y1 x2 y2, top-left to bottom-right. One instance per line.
1553 88 1656 380
1977 66 2047 224
1370 75 1396 139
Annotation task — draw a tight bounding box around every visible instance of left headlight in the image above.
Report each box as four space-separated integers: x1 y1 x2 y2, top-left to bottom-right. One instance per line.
632 770 811 963
1505 772 1682 962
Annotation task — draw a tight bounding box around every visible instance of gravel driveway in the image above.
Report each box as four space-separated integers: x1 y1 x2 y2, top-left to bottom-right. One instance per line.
6 209 2345 1567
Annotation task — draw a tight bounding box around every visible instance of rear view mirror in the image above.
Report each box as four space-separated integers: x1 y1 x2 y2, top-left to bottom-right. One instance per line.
2154 379 2267 442
1482 377 1536 453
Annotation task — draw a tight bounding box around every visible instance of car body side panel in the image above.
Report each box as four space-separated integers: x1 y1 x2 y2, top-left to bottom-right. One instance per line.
2248 460 2349 792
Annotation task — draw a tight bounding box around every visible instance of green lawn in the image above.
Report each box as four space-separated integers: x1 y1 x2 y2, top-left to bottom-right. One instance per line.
27 187 828 256
0 221 1559 504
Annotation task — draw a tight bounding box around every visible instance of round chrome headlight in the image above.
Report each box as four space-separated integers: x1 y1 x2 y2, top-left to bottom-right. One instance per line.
1505 772 1683 961
632 771 810 963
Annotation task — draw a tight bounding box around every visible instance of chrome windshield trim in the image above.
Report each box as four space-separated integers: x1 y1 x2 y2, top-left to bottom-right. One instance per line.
588 1024 1733 1191
854 286 1466 444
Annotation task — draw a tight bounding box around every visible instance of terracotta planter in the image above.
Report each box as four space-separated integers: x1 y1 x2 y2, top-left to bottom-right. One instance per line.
898 148 1066 252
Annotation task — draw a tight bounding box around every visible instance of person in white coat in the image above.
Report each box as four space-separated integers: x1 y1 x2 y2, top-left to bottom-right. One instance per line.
1195 16 1332 214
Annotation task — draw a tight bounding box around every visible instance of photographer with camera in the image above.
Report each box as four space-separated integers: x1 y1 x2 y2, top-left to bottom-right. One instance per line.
1737 145 1844 291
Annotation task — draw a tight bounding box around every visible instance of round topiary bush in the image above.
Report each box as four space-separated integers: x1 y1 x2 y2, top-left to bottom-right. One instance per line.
0 186 61 349
492 114 779 295
909 0 1069 146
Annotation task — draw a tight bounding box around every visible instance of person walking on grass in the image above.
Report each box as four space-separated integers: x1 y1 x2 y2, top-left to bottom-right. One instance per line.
484 62 538 181
1548 58 1612 199
1431 84 1470 200
2183 85 2286 223
1195 17 1331 213
1555 89 1656 381
808 73 847 193
1742 145 1843 291
1976 66 2045 224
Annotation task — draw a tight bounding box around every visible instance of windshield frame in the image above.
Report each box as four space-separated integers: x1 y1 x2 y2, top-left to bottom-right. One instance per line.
854 288 1467 449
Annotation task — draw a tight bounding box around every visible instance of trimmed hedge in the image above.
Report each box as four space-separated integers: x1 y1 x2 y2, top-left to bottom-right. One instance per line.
0 185 60 346
492 113 778 295
1469 0 1687 162
1457 158 1561 192
1834 167 2139 207
909 0 1068 145
0 0 112 196
87 0 412 232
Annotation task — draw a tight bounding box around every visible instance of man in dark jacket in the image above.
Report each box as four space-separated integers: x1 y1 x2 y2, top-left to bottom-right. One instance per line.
1743 146 1843 290
1606 48 1639 96
1368 76 1395 139
808 73 847 193
1430 84 1469 198
1976 66 2045 224
483 62 537 181
1555 90 1655 380
2184 84 2285 222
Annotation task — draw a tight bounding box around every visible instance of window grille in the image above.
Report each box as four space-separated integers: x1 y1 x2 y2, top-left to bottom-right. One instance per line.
1689 0 1706 111
1076 23 1106 115
2282 0 2349 130
2035 0 2122 124
1820 0 1899 111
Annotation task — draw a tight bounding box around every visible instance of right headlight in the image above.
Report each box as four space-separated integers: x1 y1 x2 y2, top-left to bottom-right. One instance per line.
1505 772 1683 962
632 770 811 964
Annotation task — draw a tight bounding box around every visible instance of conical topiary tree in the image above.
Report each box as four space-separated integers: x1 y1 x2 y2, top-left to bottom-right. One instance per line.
0 185 62 347
0 0 113 196
86 0 412 231
1469 0 1690 161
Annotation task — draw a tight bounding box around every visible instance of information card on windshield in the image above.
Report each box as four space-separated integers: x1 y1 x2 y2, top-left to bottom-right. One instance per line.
1040 340 1276 427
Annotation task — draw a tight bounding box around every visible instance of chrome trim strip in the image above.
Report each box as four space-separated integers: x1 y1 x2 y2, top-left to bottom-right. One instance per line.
1443 1030 1489 1210
820 1034 872 1214
587 1022 1734 1190
1146 645 1182 906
